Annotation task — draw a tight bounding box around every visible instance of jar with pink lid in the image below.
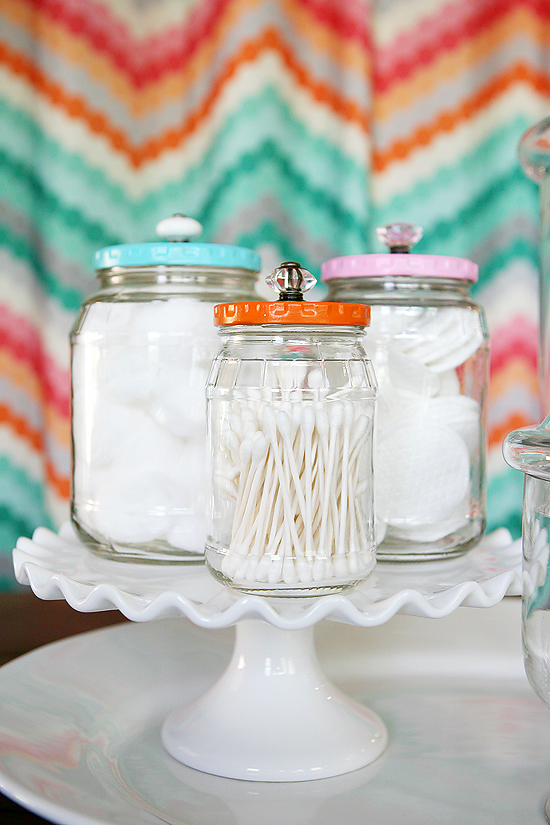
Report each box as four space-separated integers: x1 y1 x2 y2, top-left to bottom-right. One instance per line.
321 223 489 561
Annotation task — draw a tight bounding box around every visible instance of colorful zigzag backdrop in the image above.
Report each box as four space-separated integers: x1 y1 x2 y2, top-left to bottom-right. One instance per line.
0 0 549 587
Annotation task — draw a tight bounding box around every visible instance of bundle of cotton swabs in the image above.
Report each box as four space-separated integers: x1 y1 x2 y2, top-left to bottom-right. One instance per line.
216 398 373 585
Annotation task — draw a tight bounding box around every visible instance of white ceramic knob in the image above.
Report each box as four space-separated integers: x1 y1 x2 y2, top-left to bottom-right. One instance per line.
155 214 203 242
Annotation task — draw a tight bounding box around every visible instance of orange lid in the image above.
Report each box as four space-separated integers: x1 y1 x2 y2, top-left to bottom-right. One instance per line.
214 301 370 326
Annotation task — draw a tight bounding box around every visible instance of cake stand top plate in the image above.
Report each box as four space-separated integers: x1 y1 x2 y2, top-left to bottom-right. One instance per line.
13 523 522 629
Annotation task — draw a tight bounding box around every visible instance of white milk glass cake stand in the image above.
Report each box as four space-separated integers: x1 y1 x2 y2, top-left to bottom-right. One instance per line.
12 522 522 785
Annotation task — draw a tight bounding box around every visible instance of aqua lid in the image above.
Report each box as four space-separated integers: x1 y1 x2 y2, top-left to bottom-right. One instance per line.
94 215 261 273
321 222 478 283
503 416 550 481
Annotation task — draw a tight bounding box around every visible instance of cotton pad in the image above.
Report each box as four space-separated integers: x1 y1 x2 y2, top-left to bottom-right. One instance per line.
376 421 470 525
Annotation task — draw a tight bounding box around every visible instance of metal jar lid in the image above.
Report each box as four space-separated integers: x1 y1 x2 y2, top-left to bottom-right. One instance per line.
321 223 478 283
94 215 261 273
215 261 370 327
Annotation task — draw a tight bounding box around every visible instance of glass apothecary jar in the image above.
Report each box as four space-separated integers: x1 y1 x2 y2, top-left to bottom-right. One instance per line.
322 223 489 561
70 215 261 563
206 262 377 595
504 418 550 709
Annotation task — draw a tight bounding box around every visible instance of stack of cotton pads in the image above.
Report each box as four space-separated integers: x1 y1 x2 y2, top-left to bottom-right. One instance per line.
366 305 485 547
71 298 218 558
214 394 374 587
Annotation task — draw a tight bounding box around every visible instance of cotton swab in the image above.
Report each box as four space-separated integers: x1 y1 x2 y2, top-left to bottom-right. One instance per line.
216 391 374 590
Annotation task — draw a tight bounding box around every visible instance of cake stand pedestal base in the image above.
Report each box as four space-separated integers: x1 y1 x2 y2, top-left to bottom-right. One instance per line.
161 619 388 782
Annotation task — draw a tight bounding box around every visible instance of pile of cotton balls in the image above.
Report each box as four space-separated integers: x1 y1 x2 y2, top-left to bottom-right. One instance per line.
365 305 486 552
71 298 219 559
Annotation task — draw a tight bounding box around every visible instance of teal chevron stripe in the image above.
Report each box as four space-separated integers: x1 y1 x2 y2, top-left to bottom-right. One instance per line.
0 99 136 234
373 117 538 251
373 168 538 286
0 218 87 313
0 91 371 248
472 236 539 299
0 87 370 223
487 467 524 539
0 457 54 534
194 144 370 251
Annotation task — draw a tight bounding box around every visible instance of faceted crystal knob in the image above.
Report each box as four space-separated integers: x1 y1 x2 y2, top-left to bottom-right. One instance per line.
376 222 423 253
156 214 203 242
266 261 316 301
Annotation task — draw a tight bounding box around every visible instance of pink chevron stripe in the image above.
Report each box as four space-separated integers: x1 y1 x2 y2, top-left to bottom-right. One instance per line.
374 0 550 93
297 0 371 48
23 0 372 88
0 304 70 418
489 315 538 376
27 0 229 87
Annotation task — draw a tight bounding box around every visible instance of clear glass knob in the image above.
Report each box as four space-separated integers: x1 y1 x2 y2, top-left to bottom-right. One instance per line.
376 222 423 253
265 261 316 301
156 214 203 242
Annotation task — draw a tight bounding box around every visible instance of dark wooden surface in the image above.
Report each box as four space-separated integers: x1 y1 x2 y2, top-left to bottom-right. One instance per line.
0 592 127 823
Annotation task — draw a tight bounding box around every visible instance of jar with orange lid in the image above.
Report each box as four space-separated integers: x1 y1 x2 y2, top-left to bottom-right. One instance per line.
205 262 378 595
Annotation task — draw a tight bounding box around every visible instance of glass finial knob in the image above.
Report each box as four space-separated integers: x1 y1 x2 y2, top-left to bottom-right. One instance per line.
266 261 316 301
376 222 423 253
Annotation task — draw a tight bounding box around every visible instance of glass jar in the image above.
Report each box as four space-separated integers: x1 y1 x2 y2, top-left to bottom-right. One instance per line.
504 418 550 708
321 223 489 561
206 262 378 595
70 215 261 563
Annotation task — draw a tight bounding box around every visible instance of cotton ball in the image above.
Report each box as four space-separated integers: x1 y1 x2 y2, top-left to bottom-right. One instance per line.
167 513 206 554
150 358 210 438
82 302 135 337
172 442 208 495
92 470 176 544
95 343 158 405
117 412 183 476
79 401 150 468
128 299 216 337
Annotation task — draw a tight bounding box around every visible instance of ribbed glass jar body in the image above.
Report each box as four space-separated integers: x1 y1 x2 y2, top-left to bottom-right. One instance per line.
70 265 258 563
324 275 489 560
206 324 378 595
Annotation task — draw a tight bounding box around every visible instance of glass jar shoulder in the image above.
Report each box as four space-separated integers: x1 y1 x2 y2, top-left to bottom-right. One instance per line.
325 276 478 308
71 267 258 339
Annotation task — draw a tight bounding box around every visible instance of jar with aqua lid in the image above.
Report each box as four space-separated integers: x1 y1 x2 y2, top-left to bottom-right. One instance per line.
206 262 378 595
70 214 260 563
321 223 489 561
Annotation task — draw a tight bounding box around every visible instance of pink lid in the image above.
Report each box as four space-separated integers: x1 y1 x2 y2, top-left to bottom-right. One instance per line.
321 222 478 283
321 252 478 283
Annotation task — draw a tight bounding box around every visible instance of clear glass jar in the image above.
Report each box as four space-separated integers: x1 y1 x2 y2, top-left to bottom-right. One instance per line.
70 215 260 563
322 223 489 561
206 262 378 596
504 418 550 707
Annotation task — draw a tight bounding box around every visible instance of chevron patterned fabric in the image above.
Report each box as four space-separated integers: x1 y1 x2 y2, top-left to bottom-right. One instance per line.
0 0 548 587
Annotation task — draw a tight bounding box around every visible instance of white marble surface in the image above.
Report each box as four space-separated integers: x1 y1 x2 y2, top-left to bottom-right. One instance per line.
0 599 548 824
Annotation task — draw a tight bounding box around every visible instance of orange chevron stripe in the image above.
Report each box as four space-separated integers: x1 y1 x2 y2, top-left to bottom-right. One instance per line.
3 0 369 117
0 350 70 449
373 61 550 173
0 405 70 499
488 355 540 402
375 4 550 122
1 27 369 166
488 412 536 450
